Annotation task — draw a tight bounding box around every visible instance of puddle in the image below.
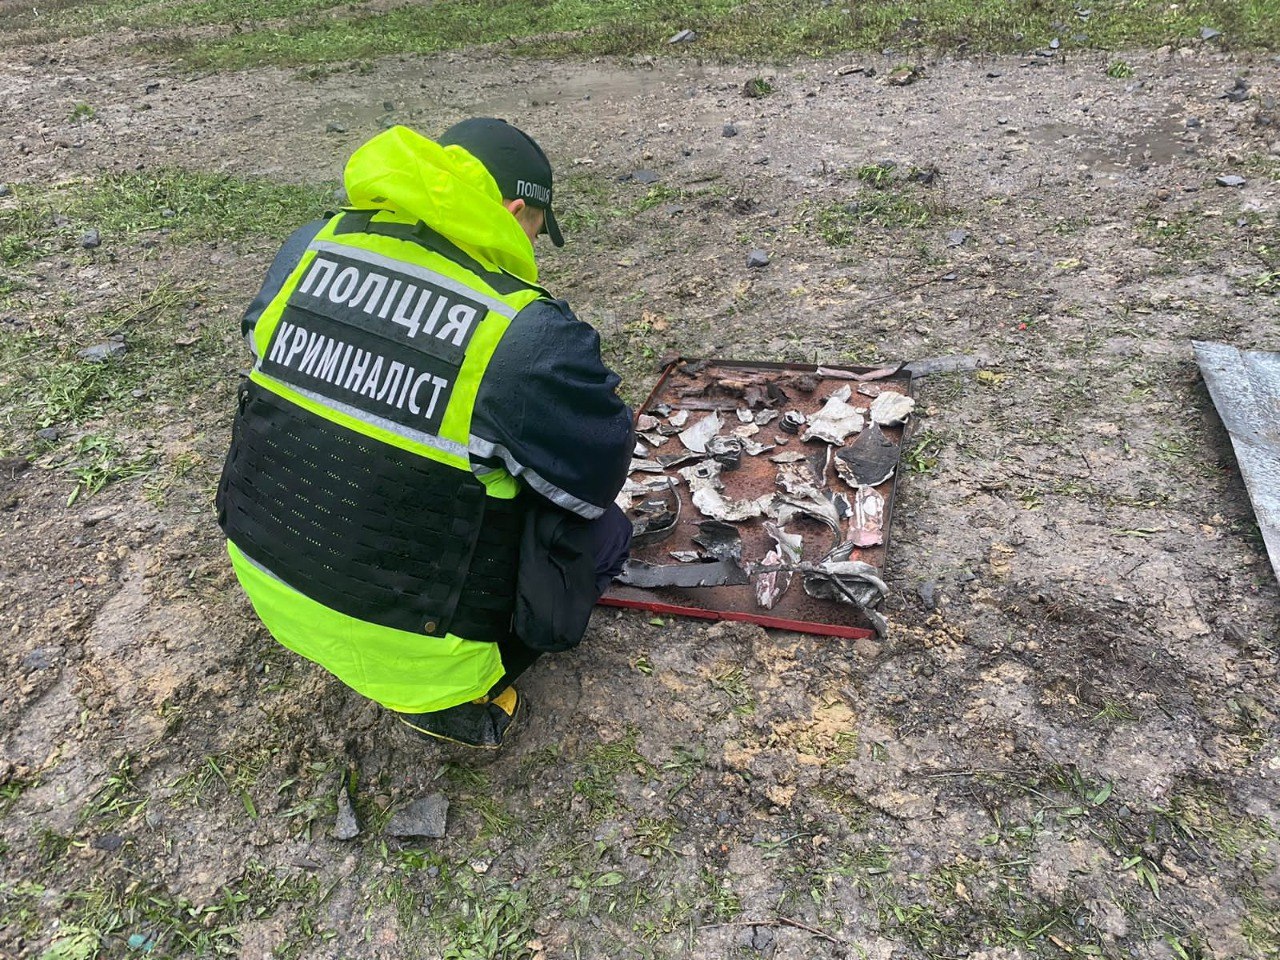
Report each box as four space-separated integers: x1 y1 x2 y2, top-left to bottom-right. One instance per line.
1025 112 1208 174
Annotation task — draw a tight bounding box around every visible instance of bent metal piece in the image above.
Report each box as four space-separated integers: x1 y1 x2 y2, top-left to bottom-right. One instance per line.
617 558 751 589
629 480 681 548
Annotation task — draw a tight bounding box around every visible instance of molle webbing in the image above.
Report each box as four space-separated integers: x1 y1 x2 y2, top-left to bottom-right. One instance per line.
217 382 520 641
333 210 544 298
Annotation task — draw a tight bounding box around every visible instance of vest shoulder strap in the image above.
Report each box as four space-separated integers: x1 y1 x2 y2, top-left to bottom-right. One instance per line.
333 209 553 301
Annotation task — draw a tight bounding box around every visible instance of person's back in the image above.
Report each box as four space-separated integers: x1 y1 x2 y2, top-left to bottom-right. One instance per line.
217 119 633 747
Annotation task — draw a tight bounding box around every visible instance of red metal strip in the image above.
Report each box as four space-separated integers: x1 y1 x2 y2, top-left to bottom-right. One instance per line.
596 594 876 640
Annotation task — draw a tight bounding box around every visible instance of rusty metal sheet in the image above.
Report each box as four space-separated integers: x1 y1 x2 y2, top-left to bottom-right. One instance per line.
1194 341 1280 585
600 358 912 638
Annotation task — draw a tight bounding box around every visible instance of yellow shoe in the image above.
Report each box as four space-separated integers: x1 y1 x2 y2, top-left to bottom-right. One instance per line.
398 686 521 749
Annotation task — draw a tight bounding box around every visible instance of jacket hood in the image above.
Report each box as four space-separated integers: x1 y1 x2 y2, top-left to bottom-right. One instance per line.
343 125 539 285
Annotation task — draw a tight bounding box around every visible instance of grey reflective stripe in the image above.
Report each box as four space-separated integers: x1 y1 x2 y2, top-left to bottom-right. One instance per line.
253 366 469 461
468 434 603 520
309 240 518 319
232 542 299 593
245 330 259 359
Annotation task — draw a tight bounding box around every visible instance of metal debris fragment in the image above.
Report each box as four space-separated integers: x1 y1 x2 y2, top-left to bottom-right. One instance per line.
692 520 743 561
801 542 889 634
769 451 808 463
736 408 755 423
618 558 749 588
835 423 897 487
668 409 689 428
849 486 885 547
629 458 666 474
779 411 806 434
754 409 779 426
706 435 745 469
869 391 916 426
629 481 681 547
816 364 905 382
678 411 722 453
755 522 803 609
801 387 865 444
693 486 772 522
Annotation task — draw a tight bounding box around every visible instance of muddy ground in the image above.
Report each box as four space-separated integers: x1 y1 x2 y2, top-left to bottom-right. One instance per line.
1 28 1279 960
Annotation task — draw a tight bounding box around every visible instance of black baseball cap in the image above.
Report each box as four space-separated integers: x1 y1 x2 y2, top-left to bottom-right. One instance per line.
439 117 564 247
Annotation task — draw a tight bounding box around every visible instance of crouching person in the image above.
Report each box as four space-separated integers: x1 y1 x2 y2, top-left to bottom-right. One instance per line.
216 119 633 748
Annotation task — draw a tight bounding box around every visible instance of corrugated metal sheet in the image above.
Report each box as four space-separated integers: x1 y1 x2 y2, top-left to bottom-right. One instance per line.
1194 340 1280 584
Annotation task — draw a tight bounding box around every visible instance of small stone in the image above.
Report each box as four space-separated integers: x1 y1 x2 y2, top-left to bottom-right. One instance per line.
36 427 60 442
325 121 347 133
333 785 360 840
385 793 448 838
667 28 696 44
22 647 56 671
145 81 160 94
945 228 969 247
92 833 123 852
986 71 1002 78
1185 117 1201 128
1270 141 1280 156
161 208 176 218
1200 26 1221 40
917 581 937 609
78 341 126 362
0 184 10 197
631 169 660 185
746 249 769 268
81 228 101 249
382 100 394 112
722 123 738 138
1215 174 1247 187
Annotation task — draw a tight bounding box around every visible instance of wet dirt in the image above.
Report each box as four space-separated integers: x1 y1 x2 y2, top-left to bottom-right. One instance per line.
1 31 1279 960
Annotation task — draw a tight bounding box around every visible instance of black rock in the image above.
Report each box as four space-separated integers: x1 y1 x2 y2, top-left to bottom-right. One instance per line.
385 793 448 838
325 121 347 133
145 81 160 94
1200 26 1221 40
81 228 101 249
92 834 124 852
746 249 770 268
382 100 394 112
631 169 660 185
722 123 738 138
36 427 60 442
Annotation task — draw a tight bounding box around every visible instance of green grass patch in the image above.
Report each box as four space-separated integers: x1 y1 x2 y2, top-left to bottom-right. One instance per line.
128 0 1280 71
809 188 950 245
1 171 332 272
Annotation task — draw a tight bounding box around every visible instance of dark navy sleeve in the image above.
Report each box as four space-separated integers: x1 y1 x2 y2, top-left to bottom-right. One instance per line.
471 298 634 519
241 220 327 339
